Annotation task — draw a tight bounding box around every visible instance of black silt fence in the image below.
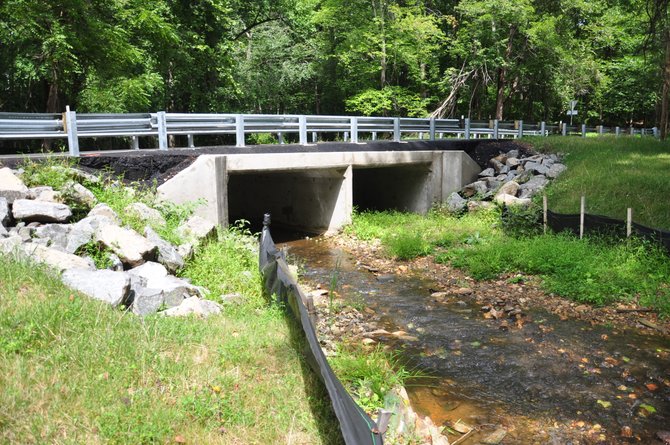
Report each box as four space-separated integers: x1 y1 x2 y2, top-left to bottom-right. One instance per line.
546 210 670 254
258 215 384 445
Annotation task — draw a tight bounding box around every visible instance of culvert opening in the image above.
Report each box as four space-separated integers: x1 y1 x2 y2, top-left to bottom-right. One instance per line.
227 168 348 234
353 164 432 213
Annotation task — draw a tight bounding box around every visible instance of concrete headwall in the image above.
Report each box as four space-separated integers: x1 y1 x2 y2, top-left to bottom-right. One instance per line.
157 150 480 233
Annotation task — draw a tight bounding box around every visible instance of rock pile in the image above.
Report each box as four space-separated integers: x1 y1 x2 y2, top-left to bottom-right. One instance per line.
446 149 567 213
0 166 222 318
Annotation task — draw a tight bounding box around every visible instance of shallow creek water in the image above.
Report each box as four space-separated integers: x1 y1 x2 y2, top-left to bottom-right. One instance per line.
283 238 670 444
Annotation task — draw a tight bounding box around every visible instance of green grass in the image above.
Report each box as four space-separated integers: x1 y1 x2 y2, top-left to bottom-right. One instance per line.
0 230 343 444
1 158 344 444
348 209 670 316
329 345 418 415
528 136 670 230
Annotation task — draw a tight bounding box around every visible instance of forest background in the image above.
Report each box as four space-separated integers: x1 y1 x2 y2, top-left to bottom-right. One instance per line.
1 0 668 135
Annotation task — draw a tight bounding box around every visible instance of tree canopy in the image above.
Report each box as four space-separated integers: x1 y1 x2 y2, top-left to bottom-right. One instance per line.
0 0 666 129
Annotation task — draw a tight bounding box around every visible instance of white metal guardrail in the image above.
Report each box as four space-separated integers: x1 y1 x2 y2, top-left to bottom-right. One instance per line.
0 109 660 157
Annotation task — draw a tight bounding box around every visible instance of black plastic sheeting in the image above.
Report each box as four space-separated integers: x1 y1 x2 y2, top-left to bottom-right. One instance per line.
546 210 670 254
258 215 384 445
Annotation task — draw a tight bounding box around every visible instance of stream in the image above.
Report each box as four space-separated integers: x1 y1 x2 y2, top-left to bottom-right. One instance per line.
282 238 670 444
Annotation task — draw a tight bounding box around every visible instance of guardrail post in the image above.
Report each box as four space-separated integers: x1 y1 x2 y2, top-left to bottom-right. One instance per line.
350 117 359 143
493 119 499 139
64 106 80 157
393 118 401 142
429 118 436 141
157 111 168 150
277 132 284 145
464 118 471 140
187 134 194 148
562 123 567 136
131 136 139 150
517 120 523 138
630 126 634 136
616 126 620 137
541 121 546 136
343 131 349 142
597 125 603 136
581 124 586 137
312 131 317 143
372 131 377 141
299 115 308 145
235 114 245 147
653 127 659 138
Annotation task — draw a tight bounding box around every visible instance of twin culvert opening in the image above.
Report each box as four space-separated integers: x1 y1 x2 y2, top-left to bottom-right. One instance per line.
227 164 433 234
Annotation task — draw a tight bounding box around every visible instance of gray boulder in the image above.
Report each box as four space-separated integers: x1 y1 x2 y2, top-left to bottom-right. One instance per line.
461 181 488 198
507 149 520 158
546 163 567 179
177 216 216 243
88 203 121 224
131 287 166 316
128 262 203 307
144 226 184 273
34 224 71 250
12 199 72 223
127 261 169 282
0 167 29 203
523 162 549 176
494 194 532 207
95 225 157 267
506 157 521 167
490 159 505 173
495 181 520 198
478 168 495 178
0 197 9 226
518 175 549 199
65 215 115 254
23 244 94 273
125 203 165 226
61 181 97 208
0 235 24 255
445 192 467 214
162 296 222 318
61 269 131 307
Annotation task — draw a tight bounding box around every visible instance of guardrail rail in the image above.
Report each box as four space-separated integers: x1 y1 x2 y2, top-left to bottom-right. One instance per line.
0 108 660 157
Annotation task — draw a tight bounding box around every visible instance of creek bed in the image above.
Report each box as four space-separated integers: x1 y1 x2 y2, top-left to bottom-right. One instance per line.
283 238 670 444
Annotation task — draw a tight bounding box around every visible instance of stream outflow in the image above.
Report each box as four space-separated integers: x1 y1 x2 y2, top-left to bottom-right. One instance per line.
284 238 670 444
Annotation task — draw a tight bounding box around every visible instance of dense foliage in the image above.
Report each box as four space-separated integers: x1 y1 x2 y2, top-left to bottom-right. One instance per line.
0 0 667 129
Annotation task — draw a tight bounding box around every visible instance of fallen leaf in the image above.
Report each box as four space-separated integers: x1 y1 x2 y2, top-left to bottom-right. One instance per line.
596 400 611 409
639 403 657 415
617 385 628 391
621 426 633 438
174 435 187 444
646 383 659 391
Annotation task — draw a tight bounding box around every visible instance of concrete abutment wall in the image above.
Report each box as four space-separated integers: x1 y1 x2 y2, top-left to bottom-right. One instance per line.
157 150 480 234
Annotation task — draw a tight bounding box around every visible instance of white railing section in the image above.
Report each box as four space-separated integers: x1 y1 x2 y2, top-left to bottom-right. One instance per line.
0 109 660 157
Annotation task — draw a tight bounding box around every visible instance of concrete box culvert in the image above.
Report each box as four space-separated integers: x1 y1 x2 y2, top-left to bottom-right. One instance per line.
157 150 480 234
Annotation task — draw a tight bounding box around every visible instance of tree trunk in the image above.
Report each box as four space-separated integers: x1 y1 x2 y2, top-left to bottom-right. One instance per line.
46 69 59 113
661 28 670 139
495 26 516 120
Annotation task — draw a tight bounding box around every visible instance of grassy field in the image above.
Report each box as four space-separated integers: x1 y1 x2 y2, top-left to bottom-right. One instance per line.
0 229 348 445
0 160 349 444
528 136 670 230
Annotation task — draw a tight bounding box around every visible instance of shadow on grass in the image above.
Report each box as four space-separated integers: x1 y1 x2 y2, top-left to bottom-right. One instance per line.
280 308 345 445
